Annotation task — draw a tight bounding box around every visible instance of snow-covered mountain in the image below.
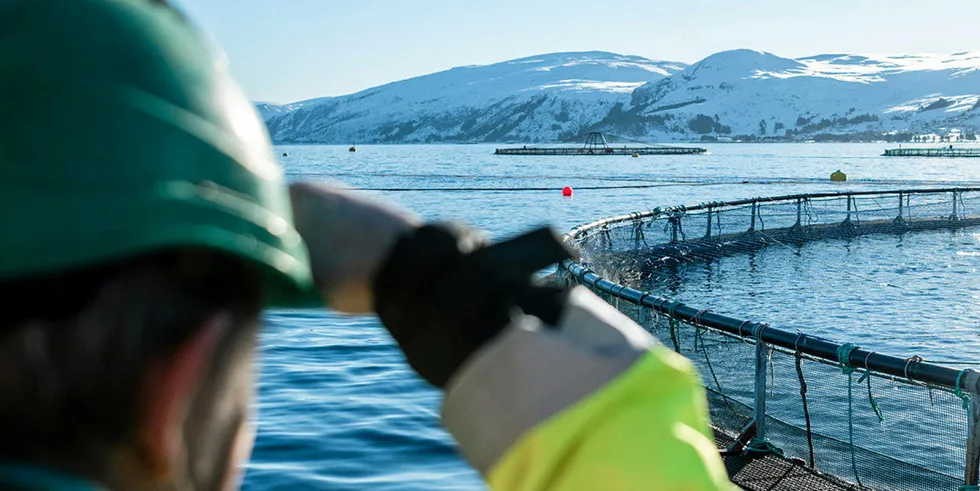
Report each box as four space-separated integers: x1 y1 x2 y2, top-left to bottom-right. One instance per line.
255 101 310 121
596 49 980 140
262 52 686 143
260 50 980 143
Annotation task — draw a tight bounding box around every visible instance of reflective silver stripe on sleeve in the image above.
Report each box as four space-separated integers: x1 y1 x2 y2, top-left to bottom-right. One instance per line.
440 286 655 474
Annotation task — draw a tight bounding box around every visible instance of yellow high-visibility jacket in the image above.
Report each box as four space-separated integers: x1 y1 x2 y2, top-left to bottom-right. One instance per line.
442 287 738 491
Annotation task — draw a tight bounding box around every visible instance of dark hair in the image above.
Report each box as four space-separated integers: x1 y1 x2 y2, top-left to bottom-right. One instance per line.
0 249 262 473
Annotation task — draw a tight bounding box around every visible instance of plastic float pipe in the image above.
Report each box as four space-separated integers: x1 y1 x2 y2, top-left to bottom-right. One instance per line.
565 262 980 394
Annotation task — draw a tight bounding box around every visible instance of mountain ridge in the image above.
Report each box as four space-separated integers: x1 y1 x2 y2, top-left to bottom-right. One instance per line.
260 49 980 143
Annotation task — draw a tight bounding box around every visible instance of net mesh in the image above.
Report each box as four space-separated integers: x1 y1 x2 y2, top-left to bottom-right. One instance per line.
563 189 980 491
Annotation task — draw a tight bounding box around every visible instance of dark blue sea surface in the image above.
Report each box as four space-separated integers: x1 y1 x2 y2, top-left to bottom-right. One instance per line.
243 143 980 490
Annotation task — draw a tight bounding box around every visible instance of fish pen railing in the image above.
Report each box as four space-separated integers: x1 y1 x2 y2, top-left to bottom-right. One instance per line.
559 188 980 491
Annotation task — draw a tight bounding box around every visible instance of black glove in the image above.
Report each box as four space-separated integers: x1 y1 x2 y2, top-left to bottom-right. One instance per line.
373 223 573 388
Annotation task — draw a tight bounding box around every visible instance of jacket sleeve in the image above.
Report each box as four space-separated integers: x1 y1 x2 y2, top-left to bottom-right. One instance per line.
441 286 737 491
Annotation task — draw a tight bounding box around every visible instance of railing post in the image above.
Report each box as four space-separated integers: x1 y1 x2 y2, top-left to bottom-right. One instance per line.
744 323 777 458
754 338 769 443
796 197 803 227
953 191 960 221
749 201 757 232
967 392 980 487
894 192 906 227
705 207 713 238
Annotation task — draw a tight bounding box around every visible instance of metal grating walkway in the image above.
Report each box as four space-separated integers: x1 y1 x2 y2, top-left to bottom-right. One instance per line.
714 430 864 491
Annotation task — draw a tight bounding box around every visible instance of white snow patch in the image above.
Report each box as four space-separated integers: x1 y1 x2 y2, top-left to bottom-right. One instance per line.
528 80 647 93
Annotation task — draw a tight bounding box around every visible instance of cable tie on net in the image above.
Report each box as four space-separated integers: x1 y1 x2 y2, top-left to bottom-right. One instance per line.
737 320 752 338
836 343 860 375
637 292 649 307
794 331 807 354
856 351 876 383
903 355 924 382
954 369 973 411
691 308 711 326
666 301 684 320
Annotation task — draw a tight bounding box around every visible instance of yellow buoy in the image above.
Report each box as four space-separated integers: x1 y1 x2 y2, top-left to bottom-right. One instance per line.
830 170 847 182
631 153 639 158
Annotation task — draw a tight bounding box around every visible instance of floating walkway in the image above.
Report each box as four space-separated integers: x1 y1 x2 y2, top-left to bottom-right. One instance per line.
495 132 706 156
883 146 980 157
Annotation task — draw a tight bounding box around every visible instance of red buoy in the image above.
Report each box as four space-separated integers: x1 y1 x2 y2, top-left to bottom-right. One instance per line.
562 186 573 197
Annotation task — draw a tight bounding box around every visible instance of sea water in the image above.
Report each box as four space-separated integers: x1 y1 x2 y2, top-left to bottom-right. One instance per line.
244 143 980 490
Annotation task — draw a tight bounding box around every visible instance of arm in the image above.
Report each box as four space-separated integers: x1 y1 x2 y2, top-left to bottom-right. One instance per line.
444 287 735 491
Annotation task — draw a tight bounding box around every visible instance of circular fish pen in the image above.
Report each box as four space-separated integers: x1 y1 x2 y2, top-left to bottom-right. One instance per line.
560 188 980 491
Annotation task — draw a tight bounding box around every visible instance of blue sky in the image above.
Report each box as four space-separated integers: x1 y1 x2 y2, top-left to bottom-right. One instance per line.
179 0 980 103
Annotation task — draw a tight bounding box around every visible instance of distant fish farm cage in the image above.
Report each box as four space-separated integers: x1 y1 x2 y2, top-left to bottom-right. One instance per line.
883 147 980 157
560 188 980 491
494 131 706 156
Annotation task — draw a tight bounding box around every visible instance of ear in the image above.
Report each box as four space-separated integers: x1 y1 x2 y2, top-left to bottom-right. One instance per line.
136 314 228 479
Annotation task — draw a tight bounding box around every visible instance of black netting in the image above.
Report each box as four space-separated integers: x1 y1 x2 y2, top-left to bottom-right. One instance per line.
564 190 980 491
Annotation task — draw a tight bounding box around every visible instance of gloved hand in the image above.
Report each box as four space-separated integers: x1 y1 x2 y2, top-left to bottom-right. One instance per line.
373 223 573 388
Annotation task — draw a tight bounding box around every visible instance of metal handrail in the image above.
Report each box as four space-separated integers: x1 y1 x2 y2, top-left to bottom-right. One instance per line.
566 187 980 240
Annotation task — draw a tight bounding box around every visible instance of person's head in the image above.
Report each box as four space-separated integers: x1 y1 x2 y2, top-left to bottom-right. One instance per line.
0 250 262 490
0 0 317 489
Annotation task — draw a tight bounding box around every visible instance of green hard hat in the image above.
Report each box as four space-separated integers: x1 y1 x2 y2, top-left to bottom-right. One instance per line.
0 0 318 307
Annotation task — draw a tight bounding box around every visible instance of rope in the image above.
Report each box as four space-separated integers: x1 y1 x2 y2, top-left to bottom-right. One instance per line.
744 439 785 458
837 343 864 487
693 321 703 352
356 176 930 192
357 184 696 192
701 340 727 397
736 320 757 346
668 318 680 353
857 370 885 424
737 320 751 337
691 308 711 326
958 486 979 491
836 343 860 374
689 308 711 352
845 371 864 488
794 333 816 468
666 302 683 353
954 369 973 410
